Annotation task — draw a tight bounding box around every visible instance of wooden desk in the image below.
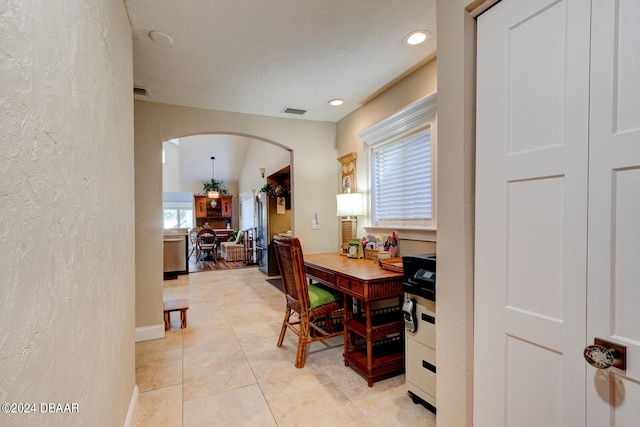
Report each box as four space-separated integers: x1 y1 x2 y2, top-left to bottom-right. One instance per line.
304 253 405 386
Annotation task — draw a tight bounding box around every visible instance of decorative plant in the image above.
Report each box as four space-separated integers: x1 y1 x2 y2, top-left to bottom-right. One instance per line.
227 228 239 241
259 183 288 197
202 178 228 195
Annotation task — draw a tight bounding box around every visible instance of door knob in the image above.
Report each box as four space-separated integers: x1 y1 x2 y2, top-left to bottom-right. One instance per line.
583 338 627 370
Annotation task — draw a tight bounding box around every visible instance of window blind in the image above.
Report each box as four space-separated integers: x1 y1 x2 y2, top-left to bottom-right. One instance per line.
372 132 432 222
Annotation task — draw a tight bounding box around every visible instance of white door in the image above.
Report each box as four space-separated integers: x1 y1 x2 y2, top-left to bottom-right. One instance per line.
586 0 640 425
475 0 591 425
475 0 640 426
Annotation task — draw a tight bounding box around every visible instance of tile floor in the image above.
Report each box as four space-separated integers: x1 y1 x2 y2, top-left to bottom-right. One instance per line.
134 267 436 427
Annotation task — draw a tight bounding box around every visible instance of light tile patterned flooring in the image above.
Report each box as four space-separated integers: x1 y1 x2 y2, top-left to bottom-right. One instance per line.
134 267 436 427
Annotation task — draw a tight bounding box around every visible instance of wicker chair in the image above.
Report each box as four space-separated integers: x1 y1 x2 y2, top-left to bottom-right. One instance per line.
196 228 217 262
273 235 343 368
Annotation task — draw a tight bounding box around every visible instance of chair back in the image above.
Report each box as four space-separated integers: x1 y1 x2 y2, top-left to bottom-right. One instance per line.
189 227 202 244
197 228 217 247
273 235 310 313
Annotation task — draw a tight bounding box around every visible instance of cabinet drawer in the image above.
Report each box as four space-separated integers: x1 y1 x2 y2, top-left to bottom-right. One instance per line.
405 295 436 348
406 338 436 397
337 275 364 297
306 266 335 285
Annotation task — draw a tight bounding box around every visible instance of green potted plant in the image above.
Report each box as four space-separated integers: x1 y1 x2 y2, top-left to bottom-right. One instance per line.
228 228 239 241
259 183 288 197
202 179 228 196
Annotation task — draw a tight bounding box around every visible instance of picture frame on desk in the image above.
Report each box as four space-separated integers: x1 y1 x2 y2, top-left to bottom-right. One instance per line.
347 239 363 258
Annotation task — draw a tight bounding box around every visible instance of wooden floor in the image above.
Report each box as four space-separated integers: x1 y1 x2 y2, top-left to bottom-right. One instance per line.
187 253 256 272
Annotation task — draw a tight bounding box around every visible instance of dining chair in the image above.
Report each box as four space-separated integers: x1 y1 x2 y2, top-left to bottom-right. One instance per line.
188 227 202 259
196 228 217 262
272 235 343 368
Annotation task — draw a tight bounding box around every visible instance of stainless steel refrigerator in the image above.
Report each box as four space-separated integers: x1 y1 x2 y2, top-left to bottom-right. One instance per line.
256 192 291 276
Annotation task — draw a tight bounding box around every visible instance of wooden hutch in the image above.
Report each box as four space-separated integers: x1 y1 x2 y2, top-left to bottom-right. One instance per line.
194 195 232 229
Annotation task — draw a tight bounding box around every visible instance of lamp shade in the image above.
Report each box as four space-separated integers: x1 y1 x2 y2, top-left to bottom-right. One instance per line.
336 192 363 217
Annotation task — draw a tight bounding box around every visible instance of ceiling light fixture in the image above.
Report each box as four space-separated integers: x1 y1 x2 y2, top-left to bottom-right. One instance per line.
328 99 344 106
207 156 220 199
404 30 430 46
149 30 174 46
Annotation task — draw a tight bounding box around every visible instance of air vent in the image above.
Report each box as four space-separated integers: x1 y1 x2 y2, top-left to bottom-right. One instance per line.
282 107 307 115
133 86 149 96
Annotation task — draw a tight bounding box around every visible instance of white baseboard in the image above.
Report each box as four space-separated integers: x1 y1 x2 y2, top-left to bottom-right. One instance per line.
123 385 139 427
135 324 165 342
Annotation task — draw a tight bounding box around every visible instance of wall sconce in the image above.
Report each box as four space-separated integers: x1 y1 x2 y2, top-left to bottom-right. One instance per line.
336 192 363 250
260 167 265 179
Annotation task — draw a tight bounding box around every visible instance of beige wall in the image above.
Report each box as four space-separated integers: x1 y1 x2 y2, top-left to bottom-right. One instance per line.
336 59 438 159
435 1 477 426
238 139 291 195
134 102 340 330
0 1 136 426
335 59 438 253
162 140 184 192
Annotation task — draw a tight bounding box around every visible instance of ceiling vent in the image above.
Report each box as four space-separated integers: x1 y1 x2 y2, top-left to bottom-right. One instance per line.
282 107 307 115
133 86 149 96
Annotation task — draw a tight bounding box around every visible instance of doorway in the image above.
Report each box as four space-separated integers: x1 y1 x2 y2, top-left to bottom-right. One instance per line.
162 133 292 272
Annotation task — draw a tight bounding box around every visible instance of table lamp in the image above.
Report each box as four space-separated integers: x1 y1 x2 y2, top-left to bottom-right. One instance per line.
336 192 363 251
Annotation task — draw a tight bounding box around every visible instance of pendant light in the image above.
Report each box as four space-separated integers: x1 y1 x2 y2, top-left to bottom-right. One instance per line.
207 156 220 199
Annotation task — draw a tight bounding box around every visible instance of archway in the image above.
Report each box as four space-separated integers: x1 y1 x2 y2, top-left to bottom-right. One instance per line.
161 132 294 272
134 101 339 340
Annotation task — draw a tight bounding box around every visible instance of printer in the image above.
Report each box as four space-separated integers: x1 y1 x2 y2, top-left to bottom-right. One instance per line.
402 253 436 301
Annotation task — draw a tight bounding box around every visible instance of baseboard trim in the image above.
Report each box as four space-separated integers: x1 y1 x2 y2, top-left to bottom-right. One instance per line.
135 324 165 342
123 385 139 427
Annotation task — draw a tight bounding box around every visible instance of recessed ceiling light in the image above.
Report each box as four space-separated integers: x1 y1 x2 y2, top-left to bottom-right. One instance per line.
404 30 430 46
328 99 344 106
149 30 174 46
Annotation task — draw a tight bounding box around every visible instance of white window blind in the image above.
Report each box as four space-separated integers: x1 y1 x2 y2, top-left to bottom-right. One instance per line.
372 131 432 222
359 92 437 229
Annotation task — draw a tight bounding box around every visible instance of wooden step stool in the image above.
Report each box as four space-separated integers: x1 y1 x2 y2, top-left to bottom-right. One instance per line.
163 298 189 331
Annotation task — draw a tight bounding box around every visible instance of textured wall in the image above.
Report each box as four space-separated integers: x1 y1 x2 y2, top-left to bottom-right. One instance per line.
0 1 136 426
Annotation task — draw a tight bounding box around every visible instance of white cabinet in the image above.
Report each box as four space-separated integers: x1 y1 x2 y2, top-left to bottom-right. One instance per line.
405 295 436 411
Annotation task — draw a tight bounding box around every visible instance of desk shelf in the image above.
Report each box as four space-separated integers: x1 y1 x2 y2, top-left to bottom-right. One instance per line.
345 335 405 383
345 305 404 340
342 294 405 387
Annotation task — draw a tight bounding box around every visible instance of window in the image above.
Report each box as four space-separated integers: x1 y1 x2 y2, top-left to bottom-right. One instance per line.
372 131 432 222
163 192 195 230
359 92 437 230
163 208 193 229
